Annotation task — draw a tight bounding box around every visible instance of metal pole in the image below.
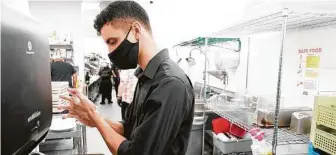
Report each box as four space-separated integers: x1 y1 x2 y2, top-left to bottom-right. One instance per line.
245 37 251 89
272 8 288 155
82 124 87 154
202 38 208 155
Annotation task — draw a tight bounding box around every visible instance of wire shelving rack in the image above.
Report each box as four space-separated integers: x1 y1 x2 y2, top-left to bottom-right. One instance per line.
205 103 254 131
213 11 336 36
210 8 336 154
173 7 336 154
173 37 241 155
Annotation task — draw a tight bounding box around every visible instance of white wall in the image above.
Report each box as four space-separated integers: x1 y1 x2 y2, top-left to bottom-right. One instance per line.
246 32 282 101
172 25 336 109
3 0 30 16
171 42 249 94
83 36 108 59
141 0 246 47
169 1 336 109
29 1 85 80
230 27 336 108
282 27 336 106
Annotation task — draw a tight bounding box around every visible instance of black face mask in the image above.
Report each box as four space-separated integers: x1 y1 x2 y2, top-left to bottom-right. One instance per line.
108 27 139 69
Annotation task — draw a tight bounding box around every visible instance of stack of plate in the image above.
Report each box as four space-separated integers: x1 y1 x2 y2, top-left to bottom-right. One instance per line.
51 82 69 113
50 117 76 132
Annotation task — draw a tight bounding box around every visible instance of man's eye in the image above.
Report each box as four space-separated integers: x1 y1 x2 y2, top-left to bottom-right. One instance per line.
108 40 116 45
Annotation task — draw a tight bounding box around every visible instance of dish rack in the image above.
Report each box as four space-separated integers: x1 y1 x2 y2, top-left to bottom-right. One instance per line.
311 96 336 155
51 82 69 113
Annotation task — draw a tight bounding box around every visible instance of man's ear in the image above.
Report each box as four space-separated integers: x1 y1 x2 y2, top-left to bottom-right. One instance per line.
132 22 142 40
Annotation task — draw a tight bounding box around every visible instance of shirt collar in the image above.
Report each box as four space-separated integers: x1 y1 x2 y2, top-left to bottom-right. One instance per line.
134 49 169 79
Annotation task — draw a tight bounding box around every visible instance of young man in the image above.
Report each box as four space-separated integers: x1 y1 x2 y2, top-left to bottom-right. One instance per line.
59 1 195 155
51 56 77 88
117 69 137 120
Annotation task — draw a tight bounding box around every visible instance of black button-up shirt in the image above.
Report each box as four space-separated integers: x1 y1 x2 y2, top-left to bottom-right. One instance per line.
118 49 195 155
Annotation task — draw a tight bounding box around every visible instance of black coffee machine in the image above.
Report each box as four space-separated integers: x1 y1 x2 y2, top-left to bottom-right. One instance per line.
1 3 53 155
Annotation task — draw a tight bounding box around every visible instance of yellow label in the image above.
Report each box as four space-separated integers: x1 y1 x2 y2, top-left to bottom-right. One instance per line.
306 56 320 68
305 70 319 78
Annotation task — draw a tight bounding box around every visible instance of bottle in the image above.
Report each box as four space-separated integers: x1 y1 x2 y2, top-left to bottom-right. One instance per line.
249 128 261 137
255 132 271 155
250 129 263 155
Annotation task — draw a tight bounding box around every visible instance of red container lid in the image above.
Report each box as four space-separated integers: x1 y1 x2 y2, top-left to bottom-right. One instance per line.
212 118 230 134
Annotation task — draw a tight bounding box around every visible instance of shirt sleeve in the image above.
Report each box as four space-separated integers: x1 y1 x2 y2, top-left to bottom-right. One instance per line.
120 94 137 139
117 77 192 155
119 120 133 139
71 65 77 75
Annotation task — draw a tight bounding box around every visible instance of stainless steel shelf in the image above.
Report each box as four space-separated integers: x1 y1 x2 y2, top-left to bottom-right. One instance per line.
205 104 254 131
207 70 225 80
206 104 310 145
213 10 336 36
50 44 73 50
263 128 310 145
44 120 87 154
195 109 212 113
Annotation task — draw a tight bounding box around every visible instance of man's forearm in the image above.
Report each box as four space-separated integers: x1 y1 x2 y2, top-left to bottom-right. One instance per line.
103 117 124 136
89 111 126 155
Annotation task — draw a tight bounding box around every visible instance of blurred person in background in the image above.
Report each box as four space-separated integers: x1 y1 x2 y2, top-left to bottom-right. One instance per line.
99 62 113 104
117 69 137 120
111 63 120 98
51 55 77 88
85 71 91 85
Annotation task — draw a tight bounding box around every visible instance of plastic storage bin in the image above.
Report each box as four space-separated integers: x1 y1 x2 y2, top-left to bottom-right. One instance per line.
230 124 246 138
213 133 252 154
313 129 336 155
314 96 336 130
308 142 321 155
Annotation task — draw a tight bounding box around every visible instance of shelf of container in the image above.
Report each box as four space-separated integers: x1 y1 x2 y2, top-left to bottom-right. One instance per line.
174 37 239 47
262 128 310 145
205 104 254 131
212 10 336 36
50 44 73 50
313 128 336 155
314 96 336 130
206 104 310 145
195 110 213 113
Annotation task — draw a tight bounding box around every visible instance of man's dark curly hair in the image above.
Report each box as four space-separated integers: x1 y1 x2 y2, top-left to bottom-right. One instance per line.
94 0 151 36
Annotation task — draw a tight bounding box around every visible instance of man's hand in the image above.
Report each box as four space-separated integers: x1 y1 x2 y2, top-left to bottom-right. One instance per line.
59 89 126 155
58 88 99 127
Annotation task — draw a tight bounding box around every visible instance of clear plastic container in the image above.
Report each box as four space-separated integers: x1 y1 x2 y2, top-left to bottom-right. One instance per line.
249 129 272 155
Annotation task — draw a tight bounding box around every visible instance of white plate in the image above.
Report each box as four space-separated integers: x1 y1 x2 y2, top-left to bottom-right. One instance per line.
50 118 76 132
